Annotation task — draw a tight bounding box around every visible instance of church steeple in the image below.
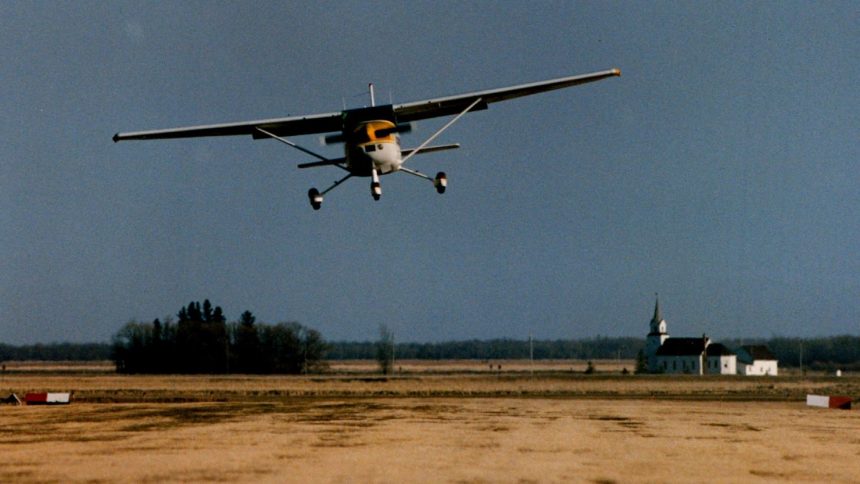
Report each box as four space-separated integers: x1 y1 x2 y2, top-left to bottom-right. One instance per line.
651 293 662 327
645 293 670 372
649 293 666 335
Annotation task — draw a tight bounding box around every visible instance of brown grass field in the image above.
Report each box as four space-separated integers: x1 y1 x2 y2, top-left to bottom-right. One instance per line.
2 360 859 483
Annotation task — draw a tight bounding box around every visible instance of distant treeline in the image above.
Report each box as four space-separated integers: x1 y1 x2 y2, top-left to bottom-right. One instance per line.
0 342 111 361
327 337 647 361
112 301 327 374
3 331 860 372
722 336 860 371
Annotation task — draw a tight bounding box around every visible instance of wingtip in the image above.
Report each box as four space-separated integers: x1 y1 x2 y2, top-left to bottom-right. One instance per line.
612 68 621 76
112 133 120 143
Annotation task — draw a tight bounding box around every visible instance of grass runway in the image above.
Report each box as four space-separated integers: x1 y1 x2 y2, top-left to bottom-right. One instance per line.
2 361 859 482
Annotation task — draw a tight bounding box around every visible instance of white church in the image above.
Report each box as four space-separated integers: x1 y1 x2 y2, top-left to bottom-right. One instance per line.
644 296 778 376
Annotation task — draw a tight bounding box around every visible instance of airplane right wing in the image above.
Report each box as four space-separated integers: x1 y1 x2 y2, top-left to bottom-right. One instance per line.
393 68 620 123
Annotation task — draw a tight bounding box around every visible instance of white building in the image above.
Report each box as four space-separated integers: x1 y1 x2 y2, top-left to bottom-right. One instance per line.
655 337 711 375
644 296 754 376
706 343 737 375
736 345 778 376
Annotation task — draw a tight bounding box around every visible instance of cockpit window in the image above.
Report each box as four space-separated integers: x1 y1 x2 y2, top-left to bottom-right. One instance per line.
365 144 376 152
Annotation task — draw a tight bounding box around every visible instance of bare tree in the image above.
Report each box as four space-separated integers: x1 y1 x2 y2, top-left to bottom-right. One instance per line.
376 324 395 375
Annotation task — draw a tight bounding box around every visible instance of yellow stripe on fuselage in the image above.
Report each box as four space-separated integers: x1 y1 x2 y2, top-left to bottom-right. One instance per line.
355 120 396 146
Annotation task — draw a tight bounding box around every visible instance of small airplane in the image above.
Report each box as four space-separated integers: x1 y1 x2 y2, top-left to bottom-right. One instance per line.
114 68 620 210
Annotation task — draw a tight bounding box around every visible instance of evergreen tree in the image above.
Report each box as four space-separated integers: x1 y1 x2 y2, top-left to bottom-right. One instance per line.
635 349 648 374
112 302 326 374
235 310 260 373
203 299 214 323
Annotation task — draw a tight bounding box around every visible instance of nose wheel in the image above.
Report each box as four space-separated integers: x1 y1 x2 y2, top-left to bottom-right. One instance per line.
371 168 382 201
434 172 447 194
308 188 323 210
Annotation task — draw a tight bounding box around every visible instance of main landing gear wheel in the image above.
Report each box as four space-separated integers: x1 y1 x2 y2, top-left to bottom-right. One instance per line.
371 181 382 201
308 188 323 210
434 172 447 194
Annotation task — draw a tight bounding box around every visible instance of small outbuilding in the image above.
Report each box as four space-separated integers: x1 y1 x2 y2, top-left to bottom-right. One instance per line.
706 343 737 375
736 345 778 376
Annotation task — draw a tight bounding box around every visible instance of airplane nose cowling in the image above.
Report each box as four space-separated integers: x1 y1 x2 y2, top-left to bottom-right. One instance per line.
369 143 402 175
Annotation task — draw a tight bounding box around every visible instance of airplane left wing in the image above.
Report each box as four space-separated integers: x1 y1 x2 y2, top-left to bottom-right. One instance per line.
113 111 342 142
394 68 620 123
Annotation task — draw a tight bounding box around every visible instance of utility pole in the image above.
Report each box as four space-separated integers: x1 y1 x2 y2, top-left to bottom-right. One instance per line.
529 331 534 376
799 340 804 375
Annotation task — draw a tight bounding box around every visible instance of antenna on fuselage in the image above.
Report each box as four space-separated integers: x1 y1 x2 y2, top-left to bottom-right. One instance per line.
369 83 375 107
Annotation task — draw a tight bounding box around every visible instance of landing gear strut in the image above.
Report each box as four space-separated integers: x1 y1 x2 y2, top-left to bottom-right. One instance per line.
307 173 353 210
371 168 382 201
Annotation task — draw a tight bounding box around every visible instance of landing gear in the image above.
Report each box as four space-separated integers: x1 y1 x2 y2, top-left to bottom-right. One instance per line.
371 168 382 201
400 167 449 195
307 173 353 210
434 171 447 194
308 188 323 210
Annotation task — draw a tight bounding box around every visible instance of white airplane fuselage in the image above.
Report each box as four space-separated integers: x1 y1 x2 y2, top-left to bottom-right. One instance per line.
345 120 402 176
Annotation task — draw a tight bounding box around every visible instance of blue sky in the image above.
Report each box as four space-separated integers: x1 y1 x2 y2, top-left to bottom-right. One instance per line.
2 1 858 344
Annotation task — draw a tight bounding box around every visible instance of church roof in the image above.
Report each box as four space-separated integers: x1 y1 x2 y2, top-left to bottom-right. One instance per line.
656 338 708 356
706 343 734 356
737 345 776 363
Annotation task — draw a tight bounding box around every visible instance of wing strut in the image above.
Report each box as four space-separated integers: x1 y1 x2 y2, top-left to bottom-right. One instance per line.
255 127 348 171
399 97 483 167
254 127 330 162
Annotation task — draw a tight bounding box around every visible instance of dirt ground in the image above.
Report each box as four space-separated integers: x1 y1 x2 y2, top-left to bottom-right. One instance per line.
2 398 859 483
1 365 859 482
